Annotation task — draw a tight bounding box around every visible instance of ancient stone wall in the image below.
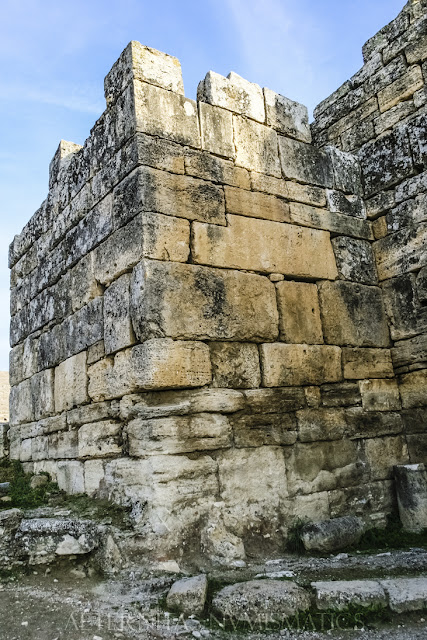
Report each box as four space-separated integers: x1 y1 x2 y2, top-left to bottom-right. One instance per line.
8 1 425 566
312 0 427 466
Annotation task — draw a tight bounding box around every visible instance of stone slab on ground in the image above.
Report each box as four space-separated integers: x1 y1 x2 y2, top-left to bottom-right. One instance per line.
166 574 208 616
312 579 387 611
212 579 311 623
381 577 427 613
301 516 365 553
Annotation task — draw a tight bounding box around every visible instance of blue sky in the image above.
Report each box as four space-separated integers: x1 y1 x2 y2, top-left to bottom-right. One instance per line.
0 0 405 371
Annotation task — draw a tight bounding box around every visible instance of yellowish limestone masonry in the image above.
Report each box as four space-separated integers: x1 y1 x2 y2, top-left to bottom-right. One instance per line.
8 0 427 564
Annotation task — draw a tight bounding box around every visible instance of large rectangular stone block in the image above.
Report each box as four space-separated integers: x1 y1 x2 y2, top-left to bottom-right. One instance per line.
209 342 261 388
264 88 311 142
260 344 342 387
103 273 136 355
130 259 279 341
319 281 390 347
233 115 281 176
289 203 373 240
342 348 394 379
279 136 333 188
224 186 290 222
198 71 265 122
199 102 234 158
276 281 323 344
54 352 88 413
399 370 427 408
113 167 226 228
374 224 427 280
378 64 423 113
192 215 338 279
126 413 232 456
78 420 122 459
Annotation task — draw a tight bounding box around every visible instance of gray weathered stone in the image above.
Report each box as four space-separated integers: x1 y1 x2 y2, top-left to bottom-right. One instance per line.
166 574 208 616
301 516 365 552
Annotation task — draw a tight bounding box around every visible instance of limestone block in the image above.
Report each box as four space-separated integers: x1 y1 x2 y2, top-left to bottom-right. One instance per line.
31 369 55 420
62 298 104 359
217 447 287 537
40 414 67 434
68 253 103 313
345 407 403 439
209 342 261 388
392 334 427 370
312 579 387 611
378 65 423 112
399 369 427 408
224 185 290 222
9 380 34 426
381 577 427 614
166 574 208 617
113 166 225 229
132 80 200 148
284 491 330 524
395 464 427 532
192 215 338 279
382 274 427 341
375 224 427 281
342 348 394 379
104 273 136 355
387 195 427 233
65 194 113 268
233 115 281 176
360 127 414 197
263 88 311 142
31 435 48 461
48 431 78 459
326 146 363 195
244 387 306 414
197 71 265 122
56 460 85 494
78 420 122 459
200 503 246 566
297 408 347 442
127 413 231 455
284 439 366 495
133 131 185 175
417 267 427 303
276 281 323 344
199 102 234 158
326 190 366 218
19 438 32 462
130 259 279 341
364 436 408 480
250 171 326 206
260 344 342 387
373 216 388 240
67 401 119 428
87 340 105 365
185 151 250 188
232 411 297 447
131 340 212 391
279 136 333 188
359 379 401 412
331 237 378 284
104 41 184 105
319 282 390 347
212 580 310 623
408 112 427 169
328 480 394 524
289 202 373 240
374 100 416 136
119 388 244 420
302 516 365 553
95 213 190 286
366 191 395 220
321 382 361 407
54 352 88 413
84 459 105 496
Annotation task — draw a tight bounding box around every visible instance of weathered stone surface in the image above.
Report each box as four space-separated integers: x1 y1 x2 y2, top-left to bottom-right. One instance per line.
78 420 122 459
232 410 297 448
326 190 366 218
297 408 347 442
382 273 427 341
359 379 401 412
264 88 311 142
166 574 208 616
199 102 234 158
130 259 279 341
54 352 88 413
233 115 281 176
88 340 212 400
378 65 423 113
374 224 427 281
289 202 373 240
192 215 338 279
201 502 246 566
392 333 427 370
279 136 333 188
364 436 409 480
113 167 225 228
394 464 427 532
276 281 323 344
381 577 427 613
319 282 390 347
331 237 377 285
260 344 342 387
301 516 365 552
399 369 427 408
56 460 85 494
312 580 387 611
209 342 261 388
105 41 184 104
17 518 99 564
212 580 310 622
244 387 306 413
103 273 136 355
198 71 265 122
224 185 290 222
126 413 231 455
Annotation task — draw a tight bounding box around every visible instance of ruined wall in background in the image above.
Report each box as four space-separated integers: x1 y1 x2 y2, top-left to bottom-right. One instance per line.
8 0 426 567
312 0 427 466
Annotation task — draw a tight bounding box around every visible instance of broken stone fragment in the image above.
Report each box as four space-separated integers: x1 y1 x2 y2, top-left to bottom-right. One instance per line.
312 579 387 611
394 463 427 533
301 516 365 553
166 574 208 617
